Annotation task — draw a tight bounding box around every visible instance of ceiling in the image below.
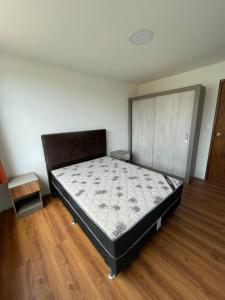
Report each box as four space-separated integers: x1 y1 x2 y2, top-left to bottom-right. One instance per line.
0 0 225 83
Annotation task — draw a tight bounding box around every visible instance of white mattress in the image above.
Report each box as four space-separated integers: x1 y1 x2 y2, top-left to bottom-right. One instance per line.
51 156 182 240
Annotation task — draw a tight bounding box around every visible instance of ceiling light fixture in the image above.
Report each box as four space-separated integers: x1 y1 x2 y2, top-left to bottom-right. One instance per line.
129 30 154 45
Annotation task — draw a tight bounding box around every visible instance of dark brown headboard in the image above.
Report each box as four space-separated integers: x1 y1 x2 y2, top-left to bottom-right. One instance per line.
41 129 106 191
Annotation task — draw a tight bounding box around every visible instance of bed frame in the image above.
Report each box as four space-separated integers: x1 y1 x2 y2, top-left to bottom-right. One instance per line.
42 129 182 279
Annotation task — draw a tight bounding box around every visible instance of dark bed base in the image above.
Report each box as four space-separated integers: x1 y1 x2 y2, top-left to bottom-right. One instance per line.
52 179 181 278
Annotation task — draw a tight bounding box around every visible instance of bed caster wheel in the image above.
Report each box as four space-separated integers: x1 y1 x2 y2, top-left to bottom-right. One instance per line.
108 270 116 280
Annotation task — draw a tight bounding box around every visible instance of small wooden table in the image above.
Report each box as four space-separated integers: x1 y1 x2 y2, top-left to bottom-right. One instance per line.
8 173 43 218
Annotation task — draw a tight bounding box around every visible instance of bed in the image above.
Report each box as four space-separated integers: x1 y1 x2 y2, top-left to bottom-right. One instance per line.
42 129 183 279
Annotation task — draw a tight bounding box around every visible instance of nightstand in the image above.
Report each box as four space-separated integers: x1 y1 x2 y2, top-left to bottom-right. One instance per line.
8 173 43 218
110 150 131 162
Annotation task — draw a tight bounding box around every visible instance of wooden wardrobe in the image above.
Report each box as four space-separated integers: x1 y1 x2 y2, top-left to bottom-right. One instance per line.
129 85 205 182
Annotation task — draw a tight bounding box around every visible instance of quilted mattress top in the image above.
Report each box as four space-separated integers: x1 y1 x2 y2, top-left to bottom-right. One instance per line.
51 156 182 241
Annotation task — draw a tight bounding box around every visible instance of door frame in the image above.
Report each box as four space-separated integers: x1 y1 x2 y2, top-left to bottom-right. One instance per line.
205 79 225 180
128 84 206 183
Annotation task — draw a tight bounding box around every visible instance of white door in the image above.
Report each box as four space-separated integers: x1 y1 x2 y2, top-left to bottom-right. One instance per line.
132 98 155 167
153 91 195 177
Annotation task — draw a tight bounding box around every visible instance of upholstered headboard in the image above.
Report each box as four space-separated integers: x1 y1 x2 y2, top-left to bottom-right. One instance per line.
41 129 106 191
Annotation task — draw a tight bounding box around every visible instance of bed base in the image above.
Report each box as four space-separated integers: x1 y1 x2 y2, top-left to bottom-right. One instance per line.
53 180 181 279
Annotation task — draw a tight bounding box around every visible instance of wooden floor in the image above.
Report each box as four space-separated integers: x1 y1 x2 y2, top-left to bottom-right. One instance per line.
0 179 225 300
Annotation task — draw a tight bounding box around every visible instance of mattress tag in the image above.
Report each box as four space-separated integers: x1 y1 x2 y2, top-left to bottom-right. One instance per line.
156 217 162 230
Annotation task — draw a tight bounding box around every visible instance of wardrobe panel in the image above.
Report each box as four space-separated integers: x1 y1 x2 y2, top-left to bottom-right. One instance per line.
153 91 195 177
132 98 154 166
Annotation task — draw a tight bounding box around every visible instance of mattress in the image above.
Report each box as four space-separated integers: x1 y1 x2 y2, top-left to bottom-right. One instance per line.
51 156 183 259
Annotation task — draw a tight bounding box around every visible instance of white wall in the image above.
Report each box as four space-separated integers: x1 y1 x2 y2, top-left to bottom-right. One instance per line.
0 54 137 202
138 61 225 179
1 53 224 211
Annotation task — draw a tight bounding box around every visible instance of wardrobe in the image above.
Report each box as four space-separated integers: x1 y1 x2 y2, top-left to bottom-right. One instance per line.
129 85 205 182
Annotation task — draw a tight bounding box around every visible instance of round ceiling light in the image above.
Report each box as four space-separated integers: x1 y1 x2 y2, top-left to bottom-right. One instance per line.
129 30 154 45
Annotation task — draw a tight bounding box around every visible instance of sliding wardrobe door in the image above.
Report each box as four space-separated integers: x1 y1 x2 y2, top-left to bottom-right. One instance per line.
153 91 195 177
132 98 154 166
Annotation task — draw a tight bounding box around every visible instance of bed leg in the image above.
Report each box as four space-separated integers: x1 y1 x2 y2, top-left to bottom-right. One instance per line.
50 184 57 198
72 218 77 225
108 269 116 280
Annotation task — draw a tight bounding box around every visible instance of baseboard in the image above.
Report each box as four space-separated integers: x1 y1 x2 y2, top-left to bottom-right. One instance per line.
190 177 204 182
